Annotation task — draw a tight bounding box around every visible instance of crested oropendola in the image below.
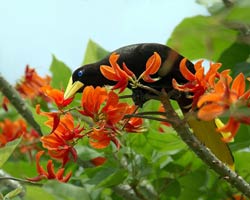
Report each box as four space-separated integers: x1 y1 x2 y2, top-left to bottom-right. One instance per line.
64 43 234 169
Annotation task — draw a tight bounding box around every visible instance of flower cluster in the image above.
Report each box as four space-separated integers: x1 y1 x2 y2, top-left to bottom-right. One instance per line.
16 65 51 100
0 118 40 156
2 66 51 111
27 151 72 182
100 52 161 92
0 119 26 147
39 112 84 166
174 58 250 142
30 84 144 182
79 86 142 149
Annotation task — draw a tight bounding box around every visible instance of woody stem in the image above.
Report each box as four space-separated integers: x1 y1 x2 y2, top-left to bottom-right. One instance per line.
0 74 42 135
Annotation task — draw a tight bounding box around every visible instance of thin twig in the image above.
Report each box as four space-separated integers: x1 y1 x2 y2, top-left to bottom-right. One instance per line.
119 94 133 99
0 74 42 135
159 89 250 197
124 114 175 124
0 177 42 186
129 111 166 116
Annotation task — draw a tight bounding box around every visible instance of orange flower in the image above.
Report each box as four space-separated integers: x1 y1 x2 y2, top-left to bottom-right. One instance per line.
173 58 222 108
139 52 161 82
91 156 107 166
226 194 246 200
79 86 144 148
41 85 73 108
197 73 250 141
80 86 108 119
40 113 84 165
89 127 119 149
124 117 144 133
101 91 132 126
100 53 131 93
100 52 162 92
16 65 51 100
0 119 26 147
1 97 9 111
27 151 72 182
79 86 132 127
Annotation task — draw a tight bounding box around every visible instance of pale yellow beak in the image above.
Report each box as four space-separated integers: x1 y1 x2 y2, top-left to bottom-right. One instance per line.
64 77 84 99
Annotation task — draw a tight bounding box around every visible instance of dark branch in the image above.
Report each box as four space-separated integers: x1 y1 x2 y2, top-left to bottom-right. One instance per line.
0 74 42 135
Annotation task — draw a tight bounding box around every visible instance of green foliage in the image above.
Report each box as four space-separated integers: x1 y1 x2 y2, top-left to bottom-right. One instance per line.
25 185 55 200
0 138 21 168
43 181 91 200
167 15 237 61
82 39 109 65
226 6 250 23
50 55 72 89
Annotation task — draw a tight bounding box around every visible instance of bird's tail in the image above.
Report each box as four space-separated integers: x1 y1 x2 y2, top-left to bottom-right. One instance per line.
187 118 234 170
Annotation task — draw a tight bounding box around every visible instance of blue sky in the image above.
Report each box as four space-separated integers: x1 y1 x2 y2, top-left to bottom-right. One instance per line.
0 0 208 83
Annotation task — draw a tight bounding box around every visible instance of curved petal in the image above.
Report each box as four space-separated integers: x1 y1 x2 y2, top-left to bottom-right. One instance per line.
231 73 245 97
144 52 161 75
100 65 119 81
198 104 225 121
179 58 195 81
197 93 223 107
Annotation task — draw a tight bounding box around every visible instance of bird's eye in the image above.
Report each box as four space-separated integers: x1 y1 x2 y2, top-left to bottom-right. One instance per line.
77 70 84 77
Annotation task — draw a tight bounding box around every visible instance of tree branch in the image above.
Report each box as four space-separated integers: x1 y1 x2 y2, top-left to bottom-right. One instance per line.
159 90 250 197
0 74 42 135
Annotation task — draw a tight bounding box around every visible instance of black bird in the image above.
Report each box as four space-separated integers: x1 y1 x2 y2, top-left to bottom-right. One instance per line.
64 43 234 169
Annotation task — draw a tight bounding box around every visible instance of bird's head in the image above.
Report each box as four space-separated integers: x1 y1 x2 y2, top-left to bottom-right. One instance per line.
63 61 113 100
64 67 85 99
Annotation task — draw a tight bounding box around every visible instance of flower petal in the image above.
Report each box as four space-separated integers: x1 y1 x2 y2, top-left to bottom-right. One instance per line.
179 58 195 81
198 104 225 121
231 73 245 97
217 117 240 142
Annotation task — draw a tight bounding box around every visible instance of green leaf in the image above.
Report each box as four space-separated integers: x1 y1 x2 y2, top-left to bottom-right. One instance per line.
127 134 154 160
2 161 37 178
96 169 128 188
218 42 250 72
77 146 103 161
43 181 90 200
226 6 250 24
26 185 55 200
0 138 21 168
178 169 207 200
234 151 250 182
82 39 109 65
167 15 237 61
147 130 186 153
161 179 181 199
86 167 116 186
50 55 72 89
